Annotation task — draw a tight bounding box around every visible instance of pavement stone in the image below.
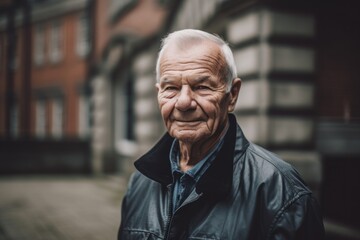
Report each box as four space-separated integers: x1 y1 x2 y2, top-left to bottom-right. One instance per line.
0 175 127 240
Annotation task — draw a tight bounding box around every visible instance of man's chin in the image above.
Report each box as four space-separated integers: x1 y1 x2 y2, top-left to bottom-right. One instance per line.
171 129 206 142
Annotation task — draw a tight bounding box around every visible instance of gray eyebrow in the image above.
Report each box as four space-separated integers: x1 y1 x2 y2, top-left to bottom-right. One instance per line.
159 77 178 84
192 76 211 84
159 75 212 85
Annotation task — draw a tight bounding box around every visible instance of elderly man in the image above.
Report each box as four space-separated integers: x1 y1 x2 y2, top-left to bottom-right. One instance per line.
118 29 324 239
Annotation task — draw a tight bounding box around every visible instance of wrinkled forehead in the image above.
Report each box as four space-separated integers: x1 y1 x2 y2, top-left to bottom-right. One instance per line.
162 38 220 57
159 40 227 79
163 36 206 52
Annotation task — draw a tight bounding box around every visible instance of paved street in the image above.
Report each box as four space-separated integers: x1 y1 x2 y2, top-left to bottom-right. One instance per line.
2 175 360 240
0 175 127 240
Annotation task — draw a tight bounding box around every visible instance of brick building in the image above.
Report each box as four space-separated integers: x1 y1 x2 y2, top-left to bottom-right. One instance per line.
0 0 92 173
0 0 172 173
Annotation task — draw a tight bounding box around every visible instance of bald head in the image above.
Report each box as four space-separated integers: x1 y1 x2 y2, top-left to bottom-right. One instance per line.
156 29 238 91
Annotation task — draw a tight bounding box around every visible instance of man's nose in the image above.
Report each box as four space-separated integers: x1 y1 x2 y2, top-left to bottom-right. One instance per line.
175 86 196 111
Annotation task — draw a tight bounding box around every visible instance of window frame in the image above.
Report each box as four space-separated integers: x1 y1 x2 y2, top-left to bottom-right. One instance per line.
34 23 45 65
49 20 63 63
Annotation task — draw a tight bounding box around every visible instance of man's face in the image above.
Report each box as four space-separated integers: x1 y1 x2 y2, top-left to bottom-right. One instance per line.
156 40 240 145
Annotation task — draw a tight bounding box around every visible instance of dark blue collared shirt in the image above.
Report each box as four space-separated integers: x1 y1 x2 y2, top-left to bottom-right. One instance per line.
169 133 226 212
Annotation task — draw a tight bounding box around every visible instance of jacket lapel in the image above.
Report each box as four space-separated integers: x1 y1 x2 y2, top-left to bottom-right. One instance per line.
134 114 242 199
196 114 237 199
134 132 174 185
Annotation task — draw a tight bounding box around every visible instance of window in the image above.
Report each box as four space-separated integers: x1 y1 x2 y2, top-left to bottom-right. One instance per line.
34 23 45 65
76 14 90 57
113 73 137 157
78 95 90 138
35 99 46 138
49 20 63 63
10 102 19 138
51 98 64 138
12 33 19 70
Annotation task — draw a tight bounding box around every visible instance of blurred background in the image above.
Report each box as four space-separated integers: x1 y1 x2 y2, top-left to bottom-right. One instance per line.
0 0 359 239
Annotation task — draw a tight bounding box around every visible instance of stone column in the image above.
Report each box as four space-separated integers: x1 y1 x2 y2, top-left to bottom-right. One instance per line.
124 48 164 175
227 7 321 196
91 75 113 175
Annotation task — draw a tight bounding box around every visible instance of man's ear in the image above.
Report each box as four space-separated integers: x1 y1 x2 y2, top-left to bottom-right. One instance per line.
227 78 241 112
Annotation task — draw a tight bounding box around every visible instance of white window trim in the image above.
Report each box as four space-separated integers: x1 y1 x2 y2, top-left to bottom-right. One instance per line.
35 100 46 138
34 23 45 65
49 20 63 63
51 98 64 139
78 95 90 138
76 14 89 57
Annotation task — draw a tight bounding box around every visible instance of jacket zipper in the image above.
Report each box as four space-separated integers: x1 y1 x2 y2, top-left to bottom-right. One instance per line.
164 184 174 240
164 185 203 239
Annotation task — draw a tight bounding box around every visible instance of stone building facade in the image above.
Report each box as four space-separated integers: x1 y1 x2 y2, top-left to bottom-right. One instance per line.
89 0 169 175
120 0 321 189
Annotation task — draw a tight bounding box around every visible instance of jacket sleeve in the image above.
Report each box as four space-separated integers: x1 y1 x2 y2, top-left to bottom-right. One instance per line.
118 173 136 240
269 194 325 240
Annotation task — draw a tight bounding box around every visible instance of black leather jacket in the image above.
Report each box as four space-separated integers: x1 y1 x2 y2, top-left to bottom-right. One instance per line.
118 114 324 240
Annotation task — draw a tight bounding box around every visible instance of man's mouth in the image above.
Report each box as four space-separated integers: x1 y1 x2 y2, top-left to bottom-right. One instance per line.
175 119 201 122
173 120 202 127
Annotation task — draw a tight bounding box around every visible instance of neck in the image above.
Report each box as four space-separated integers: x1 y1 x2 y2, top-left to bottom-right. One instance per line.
178 121 229 172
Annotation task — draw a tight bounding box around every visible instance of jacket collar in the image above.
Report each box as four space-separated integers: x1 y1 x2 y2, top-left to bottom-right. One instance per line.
134 114 249 199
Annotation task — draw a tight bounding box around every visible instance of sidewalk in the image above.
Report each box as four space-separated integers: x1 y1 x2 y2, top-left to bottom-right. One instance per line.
0 175 128 240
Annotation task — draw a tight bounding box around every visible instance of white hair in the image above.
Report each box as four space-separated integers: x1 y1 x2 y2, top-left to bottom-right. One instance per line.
155 29 238 91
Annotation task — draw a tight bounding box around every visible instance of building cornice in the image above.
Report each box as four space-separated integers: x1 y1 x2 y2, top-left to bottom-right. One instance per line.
32 0 88 23
0 0 88 30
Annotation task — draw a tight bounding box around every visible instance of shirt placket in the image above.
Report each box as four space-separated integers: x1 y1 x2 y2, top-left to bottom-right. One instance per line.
174 173 192 211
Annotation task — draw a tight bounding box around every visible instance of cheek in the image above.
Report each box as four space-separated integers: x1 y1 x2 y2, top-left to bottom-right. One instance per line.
196 96 229 128
196 96 223 116
158 97 177 119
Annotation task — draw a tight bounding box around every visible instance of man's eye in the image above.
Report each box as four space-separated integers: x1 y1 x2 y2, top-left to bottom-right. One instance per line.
164 86 178 91
195 85 210 90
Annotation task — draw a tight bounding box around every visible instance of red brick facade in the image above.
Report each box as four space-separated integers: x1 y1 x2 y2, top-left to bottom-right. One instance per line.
0 2 89 139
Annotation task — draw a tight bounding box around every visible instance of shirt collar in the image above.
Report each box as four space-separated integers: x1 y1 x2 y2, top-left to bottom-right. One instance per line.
169 122 229 183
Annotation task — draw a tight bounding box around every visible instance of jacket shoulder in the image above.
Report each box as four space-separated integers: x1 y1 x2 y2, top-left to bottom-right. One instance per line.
233 143 319 237
244 145 325 239
245 143 310 195
126 170 160 196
